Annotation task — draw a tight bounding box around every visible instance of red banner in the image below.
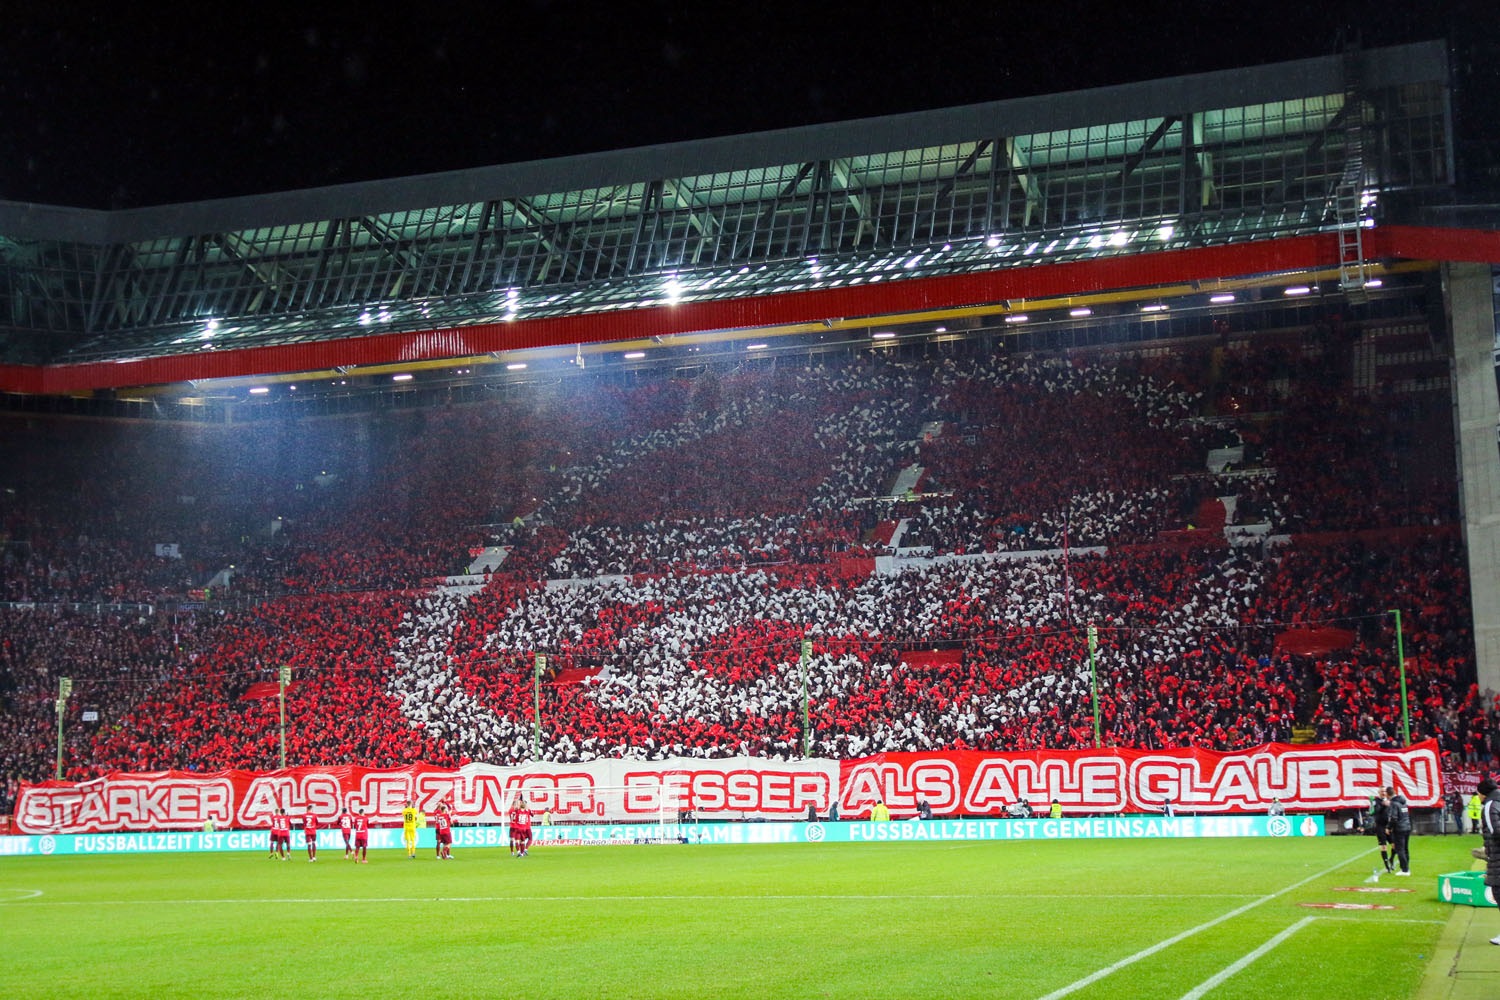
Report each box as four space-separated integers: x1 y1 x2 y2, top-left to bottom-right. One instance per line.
1441 769 1492 799
12 741 1441 834
834 742 1441 817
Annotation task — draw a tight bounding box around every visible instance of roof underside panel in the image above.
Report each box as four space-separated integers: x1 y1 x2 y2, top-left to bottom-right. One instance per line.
0 42 1453 367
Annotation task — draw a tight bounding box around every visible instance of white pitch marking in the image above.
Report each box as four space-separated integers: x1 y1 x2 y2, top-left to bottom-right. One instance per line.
1312 916 1446 924
1033 847 1375 1000
3 891 1260 906
0 889 43 902
1176 916 1315 1000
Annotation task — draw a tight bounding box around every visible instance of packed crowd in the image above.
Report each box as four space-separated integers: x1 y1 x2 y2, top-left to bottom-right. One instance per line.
1 320 1496 801
359 533 1491 765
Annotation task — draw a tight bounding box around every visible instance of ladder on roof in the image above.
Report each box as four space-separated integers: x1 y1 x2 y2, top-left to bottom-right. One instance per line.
1334 48 1370 304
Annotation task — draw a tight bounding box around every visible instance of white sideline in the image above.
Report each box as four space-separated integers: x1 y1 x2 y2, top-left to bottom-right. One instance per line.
1175 916 1315 1000
2 891 1262 907
1033 847 1374 1000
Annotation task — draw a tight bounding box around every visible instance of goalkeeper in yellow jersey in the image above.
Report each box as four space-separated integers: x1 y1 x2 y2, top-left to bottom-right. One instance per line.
402 800 420 859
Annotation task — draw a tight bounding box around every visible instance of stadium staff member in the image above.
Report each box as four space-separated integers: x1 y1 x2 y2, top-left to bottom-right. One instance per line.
1473 778 1500 946
1386 786 1412 876
870 800 890 822
1049 800 1063 819
1470 792 1485 835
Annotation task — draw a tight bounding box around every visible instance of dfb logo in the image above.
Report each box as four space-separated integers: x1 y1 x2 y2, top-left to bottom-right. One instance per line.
38 836 55 856
805 823 825 843
1267 817 1290 837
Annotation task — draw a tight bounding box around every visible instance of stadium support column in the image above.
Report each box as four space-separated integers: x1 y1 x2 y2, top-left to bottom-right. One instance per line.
1448 261 1500 696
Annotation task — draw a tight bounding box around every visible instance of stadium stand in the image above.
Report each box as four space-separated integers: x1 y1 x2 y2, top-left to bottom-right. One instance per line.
1 332 1497 810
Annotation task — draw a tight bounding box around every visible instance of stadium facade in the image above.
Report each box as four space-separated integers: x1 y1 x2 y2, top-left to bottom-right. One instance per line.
1 39 1498 692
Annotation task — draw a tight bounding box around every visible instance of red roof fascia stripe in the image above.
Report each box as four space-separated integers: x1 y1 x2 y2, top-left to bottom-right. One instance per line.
3 226 1495 395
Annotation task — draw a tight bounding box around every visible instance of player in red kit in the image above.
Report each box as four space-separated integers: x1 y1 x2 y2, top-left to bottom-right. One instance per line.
271 808 291 860
514 802 533 858
302 812 319 862
338 809 353 859
432 805 454 860
508 800 521 856
353 809 370 863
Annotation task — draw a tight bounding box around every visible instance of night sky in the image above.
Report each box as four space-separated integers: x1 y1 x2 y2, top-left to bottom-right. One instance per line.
0 1 1488 210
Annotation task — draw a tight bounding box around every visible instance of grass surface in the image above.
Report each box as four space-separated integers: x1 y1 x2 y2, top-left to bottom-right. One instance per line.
0 834 1485 999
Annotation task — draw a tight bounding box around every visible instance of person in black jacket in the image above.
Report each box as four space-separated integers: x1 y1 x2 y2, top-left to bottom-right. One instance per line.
1371 793 1395 874
1474 778 1500 946
1385 786 1412 876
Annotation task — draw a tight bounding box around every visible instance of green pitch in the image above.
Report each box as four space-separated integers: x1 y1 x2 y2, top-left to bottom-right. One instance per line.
0 836 1483 999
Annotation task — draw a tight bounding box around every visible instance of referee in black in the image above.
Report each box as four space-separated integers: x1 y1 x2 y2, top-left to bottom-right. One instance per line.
1371 792 1395 874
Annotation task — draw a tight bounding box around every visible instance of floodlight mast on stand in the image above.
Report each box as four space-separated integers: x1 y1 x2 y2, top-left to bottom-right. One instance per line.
278 665 291 768
1389 610 1410 746
55 676 72 779
800 638 812 757
1088 625 1101 748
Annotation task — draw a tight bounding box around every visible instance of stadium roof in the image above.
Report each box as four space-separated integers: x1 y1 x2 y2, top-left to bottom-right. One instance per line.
0 40 1482 393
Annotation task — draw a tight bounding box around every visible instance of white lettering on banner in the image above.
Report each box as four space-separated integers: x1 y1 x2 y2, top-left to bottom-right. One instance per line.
20 779 234 832
1121 747 1440 811
237 778 292 824
961 757 1126 812
842 759 962 813
11 744 1437 834
344 773 413 817
445 771 600 821
623 769 830 815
